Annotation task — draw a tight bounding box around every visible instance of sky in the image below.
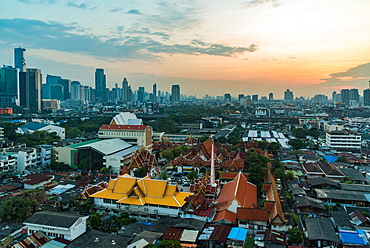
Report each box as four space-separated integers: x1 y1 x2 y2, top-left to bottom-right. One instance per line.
1 0 370 99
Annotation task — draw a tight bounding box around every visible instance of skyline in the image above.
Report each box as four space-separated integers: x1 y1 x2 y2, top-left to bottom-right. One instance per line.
1 0 370 98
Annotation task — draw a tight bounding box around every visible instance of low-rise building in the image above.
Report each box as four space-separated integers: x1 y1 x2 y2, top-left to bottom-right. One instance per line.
16 122 65 139
23 211 88 241
326 130 361 151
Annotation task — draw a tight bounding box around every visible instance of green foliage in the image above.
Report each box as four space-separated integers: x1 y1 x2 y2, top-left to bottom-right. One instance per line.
268 142 280 155
199 134 210 143
244 150 268 190
157 240 182 248
287 228 303 245
292 128 307 138
187 170 198 183
15 131 60 147
78 158 92 170
87 212 135 233
285 171 295 181
160 146 189 161
337 157 348 163
290 213 300 226
307 127 319 138
143 244 155 248
133 167 148 178
99 167 110 174
0 189 46 222
60 117 111 138
288 139 305 150
1 122 23 141
326 205 333 213
257 141 268 150
50 161 70 172
159 171 168 180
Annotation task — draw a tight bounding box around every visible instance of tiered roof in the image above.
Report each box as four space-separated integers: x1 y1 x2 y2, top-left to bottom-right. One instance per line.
91 174 193 207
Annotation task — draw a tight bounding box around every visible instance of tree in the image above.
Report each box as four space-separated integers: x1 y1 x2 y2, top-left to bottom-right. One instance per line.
159 171 168 180
187 170 198 183
292 128 307 138
287 228 303 245
288 139 305 150
268 142 280 155
133 167 148 178
88 213 102 229
285 171 295 181
78 158 92 171
157 240 181 248
0 189 46 222
257 141 268 150
50 161 70 172
99 167 110 175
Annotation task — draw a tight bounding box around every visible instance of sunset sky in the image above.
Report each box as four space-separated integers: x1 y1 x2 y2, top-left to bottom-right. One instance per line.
1 0 370 98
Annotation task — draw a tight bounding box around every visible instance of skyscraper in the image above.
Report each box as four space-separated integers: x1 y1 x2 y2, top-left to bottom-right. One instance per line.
58 78 71 101
171 85 180 102
14 47 26 72
349 89 359 103
95 68 106 102
364 89 370 106
224 93 231 103
26 68 42 111
268 92 274 101
0 65 19 107
138 87 145 102
238 94 244 101
284 89 294 101
70 81 81 100
122 78 130 102
341 89 350 105
153 83 157 102
252 94 258 103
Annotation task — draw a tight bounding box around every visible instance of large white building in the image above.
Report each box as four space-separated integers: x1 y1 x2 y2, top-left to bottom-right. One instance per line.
24 211 88 241
326 131 361 150
16 122 65 139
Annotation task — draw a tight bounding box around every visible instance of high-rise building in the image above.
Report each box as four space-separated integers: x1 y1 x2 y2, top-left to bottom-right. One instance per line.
153 83 157 102
171 85 180 102
95 68 106 103
349 89 359 103
364 89 370 106
58 78 71 101
268 92 274 101
14 47 26 72
224 93 231 103
43 75 62 99
0 65 19 107
238 94 244 101
50 84 64 101
252 94 258 103
26 68 42 111
138 87 145 103
341 89 350 105
284 89 294 101
71 81 81 100
122 78 130 102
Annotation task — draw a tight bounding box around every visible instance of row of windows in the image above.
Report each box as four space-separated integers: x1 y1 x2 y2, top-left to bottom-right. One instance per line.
103 199 116 204
104 201 179 209
100 131 144 136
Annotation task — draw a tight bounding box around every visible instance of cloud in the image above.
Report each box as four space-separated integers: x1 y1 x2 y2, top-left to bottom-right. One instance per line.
319 63 370 90
126 9 142 15
126 28 170 40
0 18 257 61
67 2 95 10
110 7 123 12
16 0 58 3
145 1 202 31
243 0 282 8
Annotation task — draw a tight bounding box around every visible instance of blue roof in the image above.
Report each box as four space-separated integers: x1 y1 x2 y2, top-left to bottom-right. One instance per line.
20 122 49 131
324 155 338 163
339 230 366 245
227 227 248 241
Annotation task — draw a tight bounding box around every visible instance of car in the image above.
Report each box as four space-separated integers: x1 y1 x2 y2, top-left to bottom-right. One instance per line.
183 183 190 186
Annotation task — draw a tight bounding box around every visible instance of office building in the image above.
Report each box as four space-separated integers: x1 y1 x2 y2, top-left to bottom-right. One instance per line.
238 94 244 101
341 89 350 105
138 87 145 103
14 47 26 72
284 89 294 101
364 89 370 106
58 78 71 101
153 83 157 102
349 89 359 103
252 94 258 103
70 81 81 100
25 68 42 111
95 68 106 102
224 93 231 103
171 85 180 102
122 77 132 102
0 65 19 107
50 84 64 101
268 92 274 101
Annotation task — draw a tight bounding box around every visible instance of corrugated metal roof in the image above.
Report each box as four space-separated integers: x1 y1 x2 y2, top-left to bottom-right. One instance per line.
180 230 199 243
339 230 366 245
227 227 248 241
77 138 132 155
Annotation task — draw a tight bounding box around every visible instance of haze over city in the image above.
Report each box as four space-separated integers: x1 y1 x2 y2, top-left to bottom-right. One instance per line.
1 0 370 98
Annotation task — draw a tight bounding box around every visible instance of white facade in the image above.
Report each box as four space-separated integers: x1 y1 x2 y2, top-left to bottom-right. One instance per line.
94 198 180 220
0 154 16 174
8 148 37 173
16 124 65 139
25 216 87 241
36 145 52 166
326 131 361 150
